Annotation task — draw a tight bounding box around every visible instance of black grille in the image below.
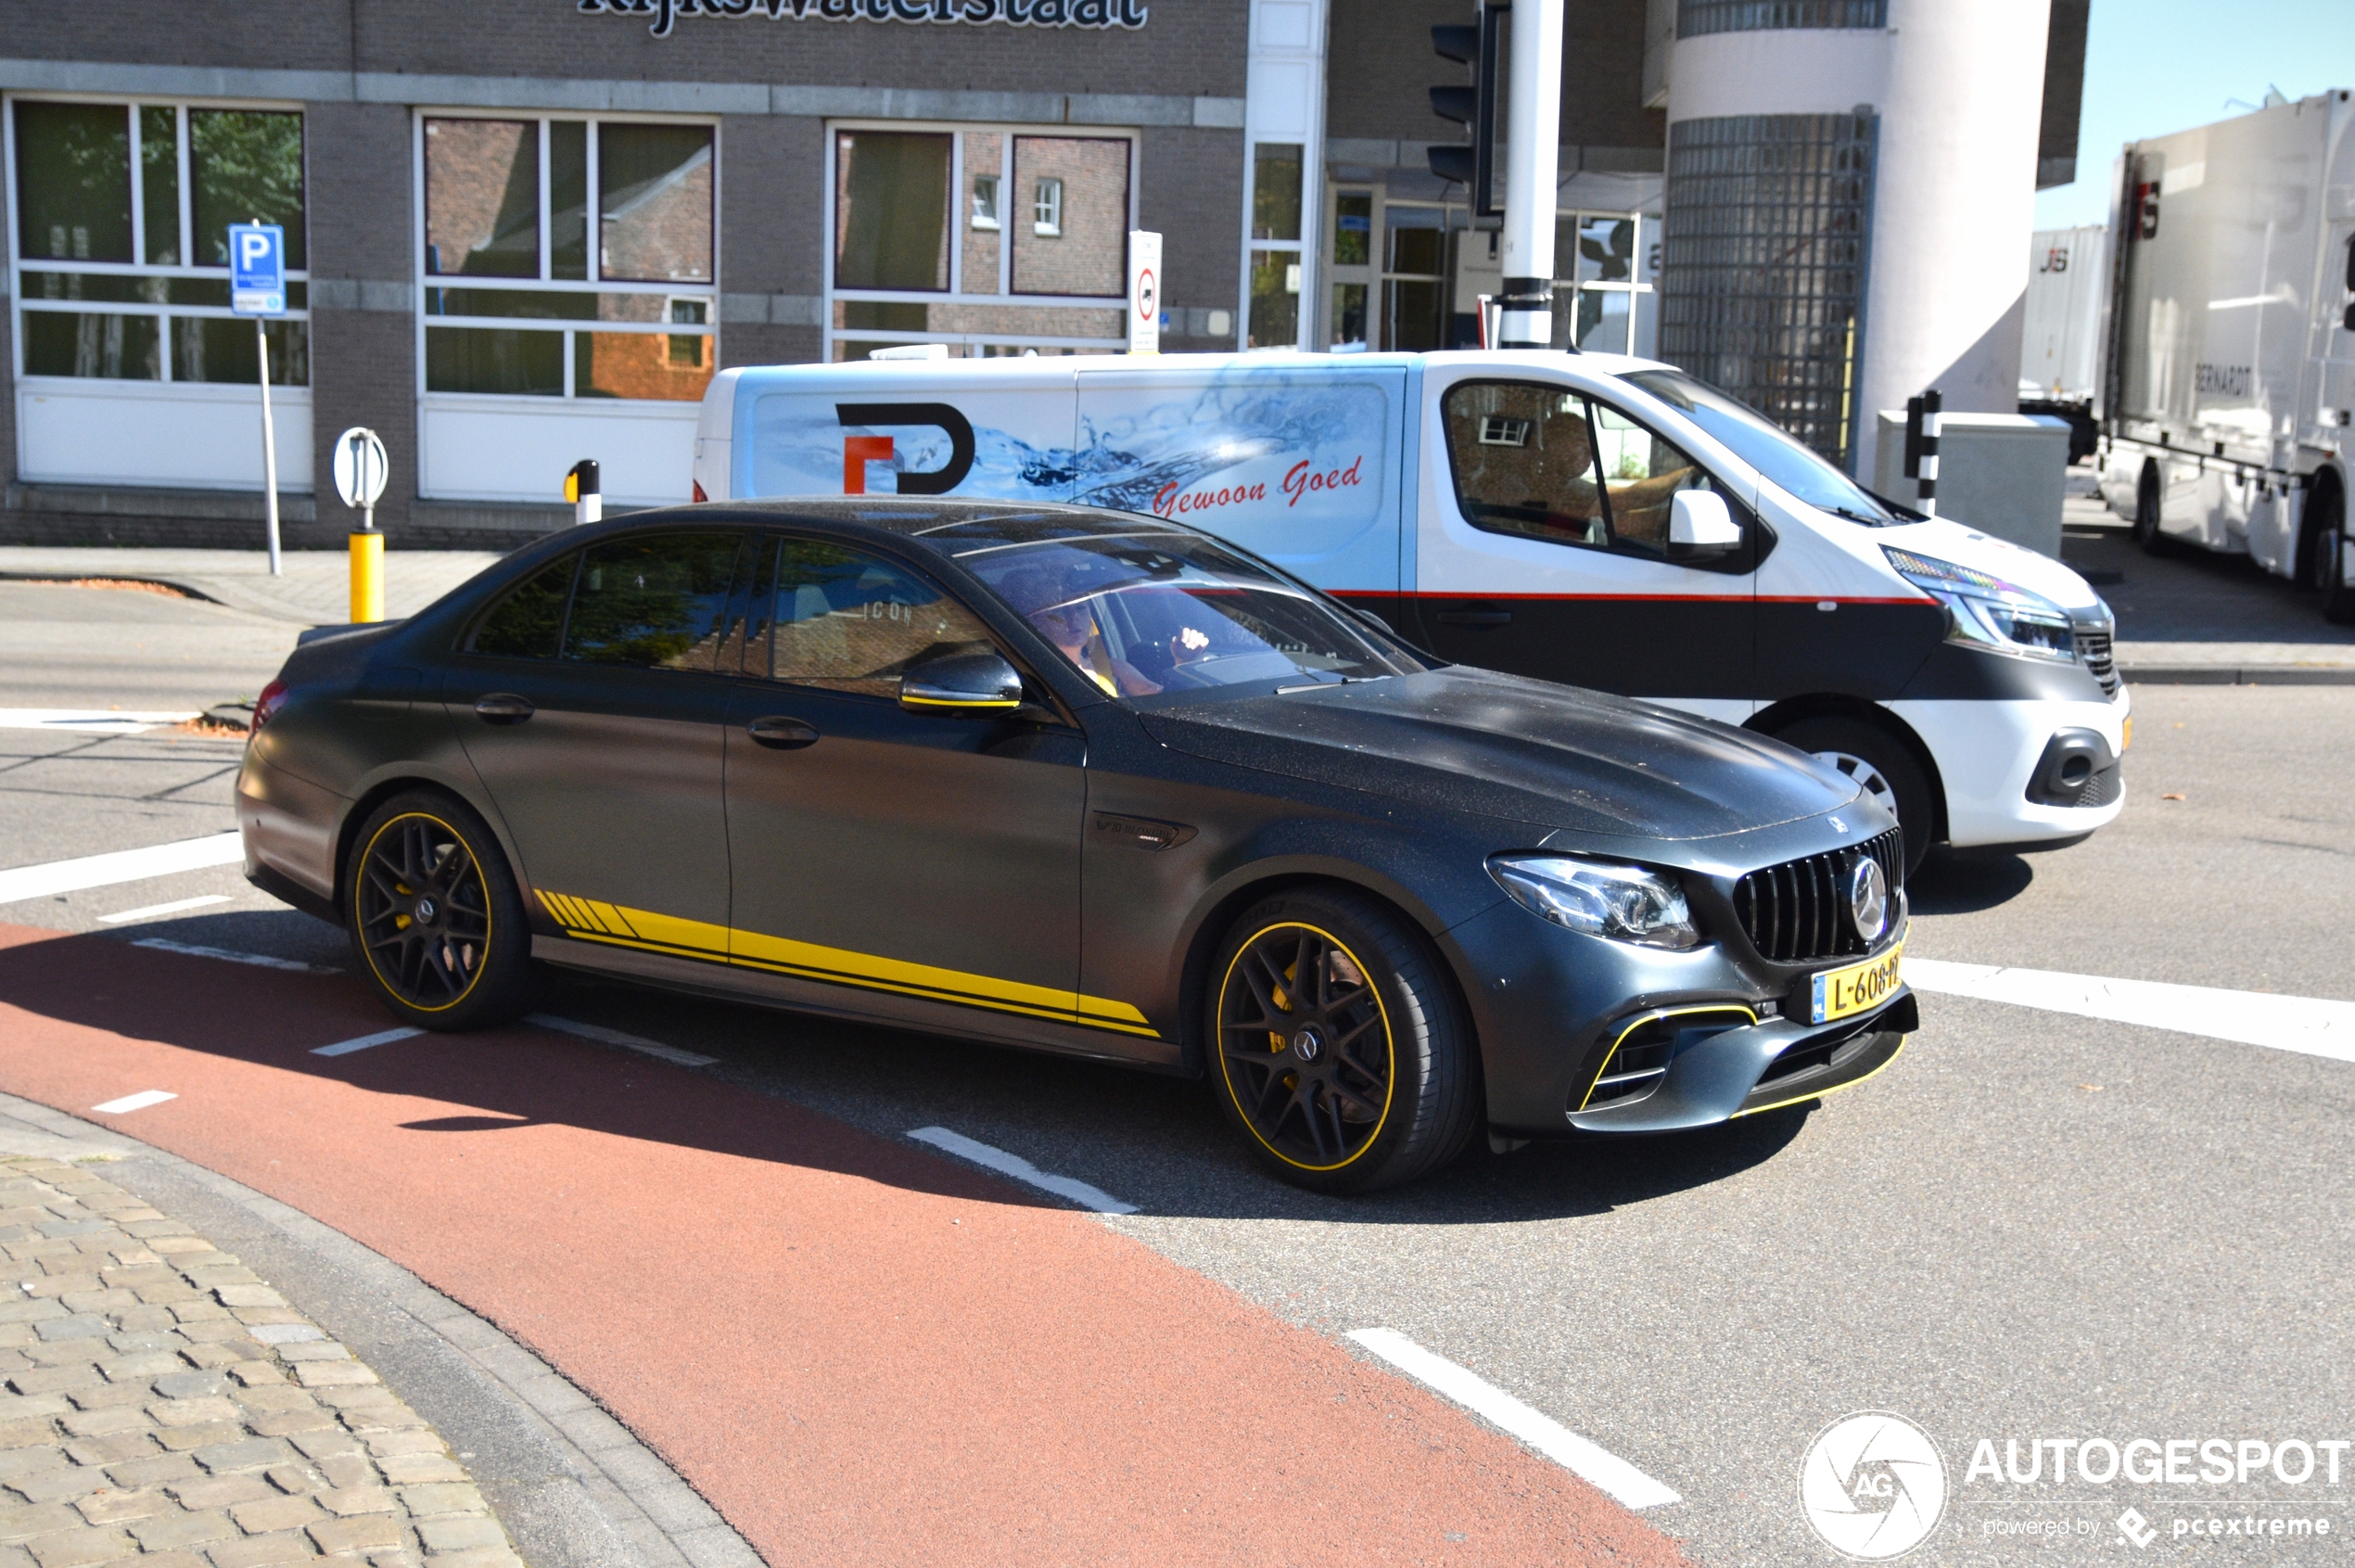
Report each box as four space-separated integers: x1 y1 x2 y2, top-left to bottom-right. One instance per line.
2075 628 2119 696
1732 827 1903 964
2078 760 2124 808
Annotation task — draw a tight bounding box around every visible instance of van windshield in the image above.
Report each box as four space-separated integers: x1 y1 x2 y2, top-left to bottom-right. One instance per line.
954 530 1428 700
1623 368 1906 526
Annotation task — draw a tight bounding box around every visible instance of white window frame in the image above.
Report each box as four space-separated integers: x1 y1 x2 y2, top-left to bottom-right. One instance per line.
3 89 314 491
823 119 1139 362
411 108 719 508
970 172 1000 231
1559 209 1659 356
1031 176 1063 236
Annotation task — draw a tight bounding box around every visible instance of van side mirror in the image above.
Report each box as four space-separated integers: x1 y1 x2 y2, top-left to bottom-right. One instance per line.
899 650 1024 714
1668 490 1742 558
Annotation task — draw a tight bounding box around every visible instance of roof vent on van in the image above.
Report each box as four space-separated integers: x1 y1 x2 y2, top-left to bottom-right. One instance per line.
868 344 951 361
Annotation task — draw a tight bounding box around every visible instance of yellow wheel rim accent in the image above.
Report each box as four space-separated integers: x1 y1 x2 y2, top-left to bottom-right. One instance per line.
354 811 493 1014
1214 921 1395 1173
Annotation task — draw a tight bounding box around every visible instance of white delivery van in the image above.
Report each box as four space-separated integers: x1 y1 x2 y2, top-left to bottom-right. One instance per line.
2094 90 2355 620
694 350 2129 870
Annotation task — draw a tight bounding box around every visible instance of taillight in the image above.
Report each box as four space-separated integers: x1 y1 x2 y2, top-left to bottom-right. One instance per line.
692 479 707 503
250 679 289 736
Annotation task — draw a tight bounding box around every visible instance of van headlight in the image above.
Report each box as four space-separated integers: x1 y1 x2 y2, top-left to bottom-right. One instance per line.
1487 854 1699 950
1883 546 2077 661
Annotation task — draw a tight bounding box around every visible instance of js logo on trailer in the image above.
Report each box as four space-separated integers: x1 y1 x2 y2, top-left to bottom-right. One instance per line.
836 402 975 496
1799 1411 1948 1560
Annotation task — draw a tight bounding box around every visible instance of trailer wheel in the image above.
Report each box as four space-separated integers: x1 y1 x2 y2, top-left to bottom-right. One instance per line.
2132 463 2171 555
2323 530 2355 626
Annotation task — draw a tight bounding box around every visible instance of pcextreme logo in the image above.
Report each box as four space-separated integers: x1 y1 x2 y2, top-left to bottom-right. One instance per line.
1800 1411 1950 1561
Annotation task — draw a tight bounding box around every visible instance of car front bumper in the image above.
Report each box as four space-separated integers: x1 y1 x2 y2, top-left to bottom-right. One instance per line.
1441 897 1917 1136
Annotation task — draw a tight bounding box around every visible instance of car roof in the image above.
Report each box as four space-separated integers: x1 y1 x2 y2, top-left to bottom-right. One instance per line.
606 497 1214 559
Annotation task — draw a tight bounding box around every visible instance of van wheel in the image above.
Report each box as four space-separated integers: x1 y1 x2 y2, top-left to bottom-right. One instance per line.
344 790 541 1030
1773 716 1933 877
1205 888 1478 1194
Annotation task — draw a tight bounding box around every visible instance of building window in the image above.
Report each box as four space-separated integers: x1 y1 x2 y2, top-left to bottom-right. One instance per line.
1661 110 1876 469
827 123 1133 362
420 114 716 401
1325 187 1373 351
10 98 309 388
1554 210 1661 355
1245 143 1304 350
1381 204 1456 352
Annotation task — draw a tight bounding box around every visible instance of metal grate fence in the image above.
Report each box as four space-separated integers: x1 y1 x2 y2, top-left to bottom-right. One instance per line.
1675 0 1886 37
1659 111 1877 471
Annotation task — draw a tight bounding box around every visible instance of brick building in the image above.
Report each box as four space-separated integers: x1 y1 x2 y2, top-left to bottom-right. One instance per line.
0 1 2068 546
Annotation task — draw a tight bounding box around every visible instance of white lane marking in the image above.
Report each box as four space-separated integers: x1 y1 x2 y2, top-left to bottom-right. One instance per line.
0 708 199 736
129 937 335 975
525 1013 719 1067
98 894 234 924
0 832 243 906
92 1090 177 1115
1347 1328 1681 1510
312 1026 425 1057
1907 957 2355 1064
906 1126 1139 1216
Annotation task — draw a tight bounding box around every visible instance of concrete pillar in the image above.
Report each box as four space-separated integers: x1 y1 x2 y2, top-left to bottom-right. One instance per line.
1853 0 2049 479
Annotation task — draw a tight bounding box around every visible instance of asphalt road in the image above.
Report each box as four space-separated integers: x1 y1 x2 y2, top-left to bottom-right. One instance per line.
4 584 2350 1564
0 580 300 710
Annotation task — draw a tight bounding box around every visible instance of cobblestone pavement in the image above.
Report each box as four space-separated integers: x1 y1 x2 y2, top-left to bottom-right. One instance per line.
0 1158 521 1568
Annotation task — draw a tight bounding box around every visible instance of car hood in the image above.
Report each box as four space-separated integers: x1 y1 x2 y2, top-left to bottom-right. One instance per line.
1878 516 2107 615
1136 667 1858 841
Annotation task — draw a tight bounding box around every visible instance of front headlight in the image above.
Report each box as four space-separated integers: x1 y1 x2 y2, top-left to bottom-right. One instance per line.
1883 545 2077 662
1487 854 1699 950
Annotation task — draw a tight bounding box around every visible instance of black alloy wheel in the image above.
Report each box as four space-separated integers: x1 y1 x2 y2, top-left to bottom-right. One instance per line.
345 791 538 1029
1208 888 1477 1193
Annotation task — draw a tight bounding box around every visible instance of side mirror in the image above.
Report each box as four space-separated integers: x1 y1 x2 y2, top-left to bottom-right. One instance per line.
899 650 1024 714
1668 489 1742 558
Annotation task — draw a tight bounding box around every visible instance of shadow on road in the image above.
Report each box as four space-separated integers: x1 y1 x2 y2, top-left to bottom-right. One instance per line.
1907 848 2035 914
0 922 1812 1230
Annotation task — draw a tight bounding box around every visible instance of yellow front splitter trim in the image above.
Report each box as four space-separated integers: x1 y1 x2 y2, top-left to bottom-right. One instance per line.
533 891 1159 1039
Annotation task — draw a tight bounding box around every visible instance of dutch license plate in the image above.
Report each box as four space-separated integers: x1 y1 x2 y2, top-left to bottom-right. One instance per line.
1810 944 1903 1025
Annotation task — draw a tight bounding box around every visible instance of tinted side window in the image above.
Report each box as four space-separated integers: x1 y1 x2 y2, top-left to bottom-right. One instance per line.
469 554 578 659
1592 403 1719 555
1441 381 1609 548
758 539 996 699
562 532 745 671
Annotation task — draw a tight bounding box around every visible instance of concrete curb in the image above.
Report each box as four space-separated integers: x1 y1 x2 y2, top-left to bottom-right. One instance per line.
2122 666 2355 685
0 1090 765 1568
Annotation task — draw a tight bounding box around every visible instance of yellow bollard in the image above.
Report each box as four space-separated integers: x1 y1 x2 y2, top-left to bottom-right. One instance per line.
349 529 384 624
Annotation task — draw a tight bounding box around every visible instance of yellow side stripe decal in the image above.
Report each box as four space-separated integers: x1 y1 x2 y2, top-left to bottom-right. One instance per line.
533 892 1160 1039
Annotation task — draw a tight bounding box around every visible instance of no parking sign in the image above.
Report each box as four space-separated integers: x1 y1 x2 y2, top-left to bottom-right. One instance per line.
1127 230 1161 355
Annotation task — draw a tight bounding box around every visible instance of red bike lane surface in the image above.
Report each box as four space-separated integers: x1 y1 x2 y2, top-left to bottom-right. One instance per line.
0 925 1688 1568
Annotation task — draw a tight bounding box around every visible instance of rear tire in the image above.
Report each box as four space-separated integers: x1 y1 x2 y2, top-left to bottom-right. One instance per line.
2311 487 2355 625
343 790 540 1031
1773 715 1934 877
1204 887 1478 1194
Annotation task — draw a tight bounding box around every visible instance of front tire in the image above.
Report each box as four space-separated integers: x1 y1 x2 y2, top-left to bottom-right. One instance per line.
1773 715 1934 876
1205 888 1478 1194
2324 527 2355 626
2132 463 2172 555
343 790 539 1030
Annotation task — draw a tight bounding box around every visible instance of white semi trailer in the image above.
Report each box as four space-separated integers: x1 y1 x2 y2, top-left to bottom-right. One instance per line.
2094 90 2355 621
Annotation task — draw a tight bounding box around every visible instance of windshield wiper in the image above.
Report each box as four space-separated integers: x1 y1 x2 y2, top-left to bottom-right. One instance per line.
1823 504 1894 527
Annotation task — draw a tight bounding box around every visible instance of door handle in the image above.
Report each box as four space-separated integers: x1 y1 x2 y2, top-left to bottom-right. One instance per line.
474 694 535 723
1433 608 1513 627
745 715 820 749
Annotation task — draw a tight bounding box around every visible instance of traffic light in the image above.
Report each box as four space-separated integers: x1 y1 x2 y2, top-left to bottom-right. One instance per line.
1430 4 1505 220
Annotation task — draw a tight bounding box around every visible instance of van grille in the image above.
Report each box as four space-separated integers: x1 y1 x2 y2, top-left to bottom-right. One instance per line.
1732 828 1903 964
2075 629 2119 696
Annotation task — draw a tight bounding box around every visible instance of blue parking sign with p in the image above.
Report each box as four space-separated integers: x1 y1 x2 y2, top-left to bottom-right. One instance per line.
229 223 286 316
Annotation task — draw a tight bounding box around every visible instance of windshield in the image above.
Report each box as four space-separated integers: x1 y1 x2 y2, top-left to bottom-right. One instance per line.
954 530 1427 700
1624 367 1905 525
